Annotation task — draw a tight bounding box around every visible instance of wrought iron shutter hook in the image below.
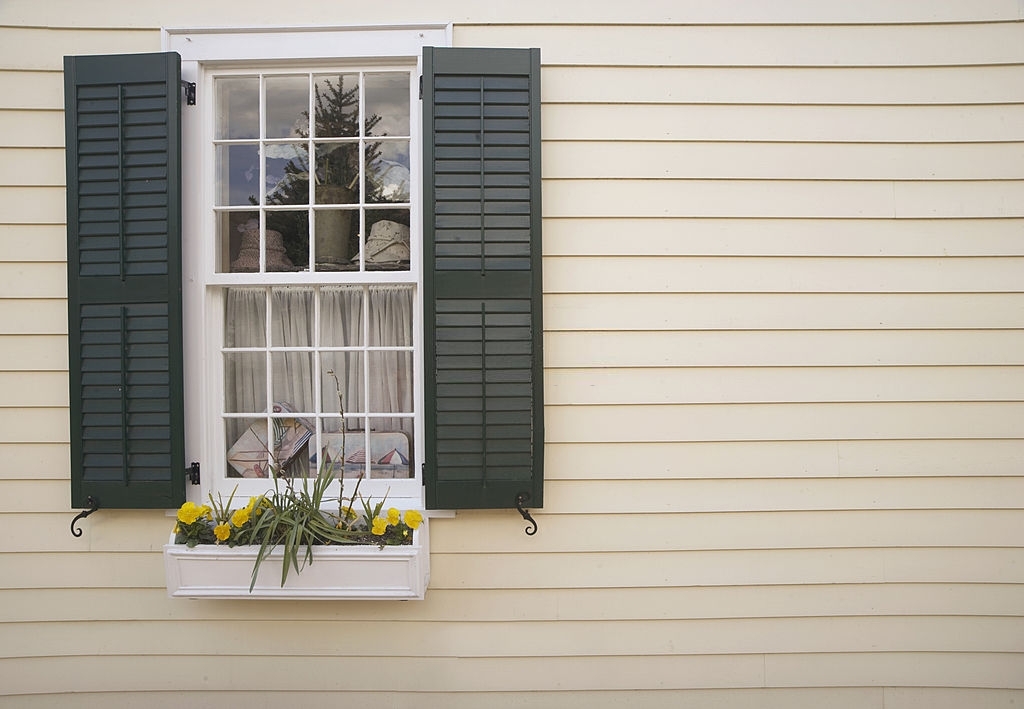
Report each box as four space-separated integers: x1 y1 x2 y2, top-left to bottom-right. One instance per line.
516 492 538 536
70 496 99 537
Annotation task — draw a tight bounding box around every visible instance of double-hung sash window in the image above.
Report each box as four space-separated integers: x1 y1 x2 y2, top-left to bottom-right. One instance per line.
64 26 544 514
205 64 421 507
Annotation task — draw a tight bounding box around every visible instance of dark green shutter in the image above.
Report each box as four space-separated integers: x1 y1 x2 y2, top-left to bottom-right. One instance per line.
423 47 544 510
65 52 185 509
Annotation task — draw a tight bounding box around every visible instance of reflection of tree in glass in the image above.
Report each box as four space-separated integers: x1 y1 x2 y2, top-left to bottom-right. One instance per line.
261 77 387 266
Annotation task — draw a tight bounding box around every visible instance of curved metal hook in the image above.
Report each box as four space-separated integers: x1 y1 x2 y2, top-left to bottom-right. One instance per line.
70 496 99 538
515 492 538 536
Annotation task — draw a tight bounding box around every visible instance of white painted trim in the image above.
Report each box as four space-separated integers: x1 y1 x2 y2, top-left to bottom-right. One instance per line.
172 25 451 512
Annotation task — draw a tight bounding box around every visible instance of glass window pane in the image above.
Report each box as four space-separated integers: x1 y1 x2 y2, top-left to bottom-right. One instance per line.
219 211 259 273
364 210 410 271
215 144 259 206
224 352 267 413
367 350 414 415
320 351 364 414
365 72 410 136
226 418 269 478
368 286 413 346
265 142 310 206
314 208 357 269
270 288 313 346
313 74 360 138
314 142 360 202
270 352 313 413
224 287 266 347
265 210 309 271
367 140 410 204
320 286 363 347
265 75 309 139
215 77 258 140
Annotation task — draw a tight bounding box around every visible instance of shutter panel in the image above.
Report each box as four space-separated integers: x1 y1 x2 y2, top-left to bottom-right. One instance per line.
65 52 185 509
423 47 544 510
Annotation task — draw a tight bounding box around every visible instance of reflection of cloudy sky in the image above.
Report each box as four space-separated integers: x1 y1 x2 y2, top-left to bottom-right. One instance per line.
217 71 411 205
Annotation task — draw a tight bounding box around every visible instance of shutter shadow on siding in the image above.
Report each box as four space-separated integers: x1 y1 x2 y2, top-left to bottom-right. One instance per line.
423 47 544 510
65 52 185 509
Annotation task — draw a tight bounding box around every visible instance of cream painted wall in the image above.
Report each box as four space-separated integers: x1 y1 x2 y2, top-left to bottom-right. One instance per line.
0 1 1022 707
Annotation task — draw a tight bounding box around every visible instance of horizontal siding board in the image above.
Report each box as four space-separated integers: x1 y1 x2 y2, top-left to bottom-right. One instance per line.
0 264 66 298
0 689 896 709
885 688 1024 709
546 330 1024 368
0 299 67 334
544 256 1024 293
0 185 65 223
0 110 63 148
0 70 63 110
430 548 1024 588
0 335 68 370
5 617 1024 660
545 294 1024 330
542 218 1024 257
429 510 1024 553
547 439 1024 479
546 366 1024 404
546 402 1024 442
4 582 1022 624
0 654 767 693
765 652 1024 689
543 179 1024 219
540 478 1024 514
545 104 1024 143
2 0 1020 26
458 23 1024 67
0 148 64 184
0 226 66 261
1 583 1019 625
544 141 1024 180
0 28 158 70
543 65 1024 106
0 408 68 443
0 443 69 479
0 372 68 406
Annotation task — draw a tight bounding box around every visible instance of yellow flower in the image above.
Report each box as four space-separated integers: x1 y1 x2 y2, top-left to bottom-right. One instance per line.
214 523 231 542
231 506 251 528
404 510 423 530
371 517 388 535
176 502 204 525
200 504 212 520
387 507 401 525
340 505 357 521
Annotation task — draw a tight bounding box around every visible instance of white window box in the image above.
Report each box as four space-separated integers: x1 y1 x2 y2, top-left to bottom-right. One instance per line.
163 520 429 600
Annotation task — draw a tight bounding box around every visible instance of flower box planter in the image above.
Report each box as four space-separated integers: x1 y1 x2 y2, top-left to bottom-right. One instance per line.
163 521 429 600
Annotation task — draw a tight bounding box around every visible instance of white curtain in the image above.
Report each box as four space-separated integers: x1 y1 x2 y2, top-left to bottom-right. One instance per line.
224 285 414 467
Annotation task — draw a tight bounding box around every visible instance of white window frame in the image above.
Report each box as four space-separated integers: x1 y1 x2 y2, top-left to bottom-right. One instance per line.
165 25 450 512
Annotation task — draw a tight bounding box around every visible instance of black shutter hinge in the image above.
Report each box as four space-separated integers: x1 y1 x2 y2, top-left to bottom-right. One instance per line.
418 75 423 100
180 81 196 106
188 462 201 485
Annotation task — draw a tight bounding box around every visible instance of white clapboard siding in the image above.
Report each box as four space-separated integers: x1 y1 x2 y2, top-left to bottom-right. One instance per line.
543 65 1024 105
457 22 1024 66
0 70 63 110
547 439 1024 479
543 218 1024 256
543 141 1024 180
0 4 1022 708
545 293 1024 330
